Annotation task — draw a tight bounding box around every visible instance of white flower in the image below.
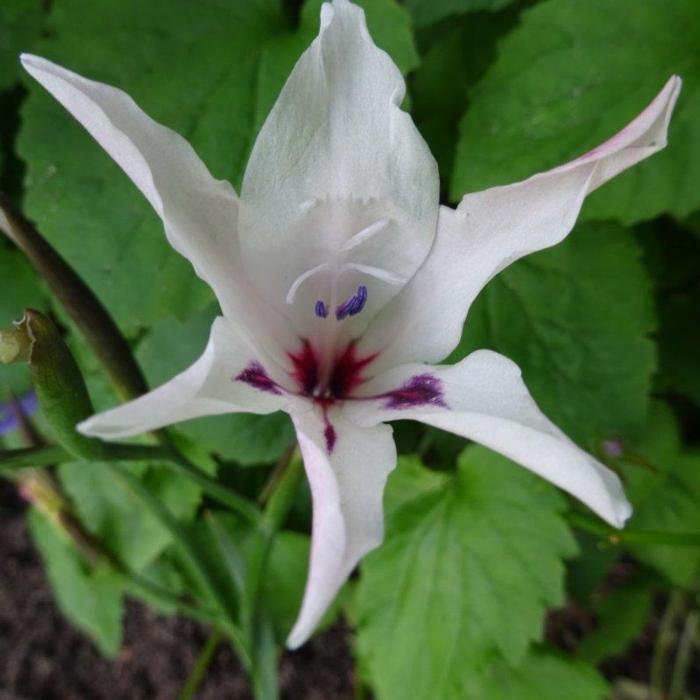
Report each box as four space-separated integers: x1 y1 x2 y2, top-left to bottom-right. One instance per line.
22 0 680 649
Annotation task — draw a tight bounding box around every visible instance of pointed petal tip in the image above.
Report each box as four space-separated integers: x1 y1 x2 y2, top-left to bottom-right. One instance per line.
612 498 633 530
285 626 308 651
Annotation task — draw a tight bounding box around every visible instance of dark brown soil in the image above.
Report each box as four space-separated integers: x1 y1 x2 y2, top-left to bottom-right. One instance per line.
0 482 356 700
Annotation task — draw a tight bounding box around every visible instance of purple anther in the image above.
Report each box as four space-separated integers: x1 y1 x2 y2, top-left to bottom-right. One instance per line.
336 285 368 320
315 300 329 318
235 361 282 395
381 374 447 410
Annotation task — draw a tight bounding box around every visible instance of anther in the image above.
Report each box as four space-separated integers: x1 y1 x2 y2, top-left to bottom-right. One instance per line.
315 300 329 318
336 285 368 320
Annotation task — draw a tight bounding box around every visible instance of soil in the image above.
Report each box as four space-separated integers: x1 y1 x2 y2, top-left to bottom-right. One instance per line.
3 476 699 700
0 481 356 700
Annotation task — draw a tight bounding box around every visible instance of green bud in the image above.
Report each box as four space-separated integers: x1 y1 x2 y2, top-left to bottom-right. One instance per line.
0 323 32 364
17 309 109 460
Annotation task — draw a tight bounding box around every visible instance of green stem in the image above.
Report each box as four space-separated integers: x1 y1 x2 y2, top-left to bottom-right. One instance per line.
0 443 261 525
0 445 70 472
244 449 303 700
669 610 699 700
651 590 686 700
110 463 251 668
567 512 700 547
178 627 224 700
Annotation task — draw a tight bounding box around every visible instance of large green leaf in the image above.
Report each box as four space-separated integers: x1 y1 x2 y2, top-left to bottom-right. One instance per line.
0 0 43 91
470 648 608 700
452 0 700 223
58 461 202 571
356 448 576 700
405 0 520 28
409 8 519 187
449 222 656 446
29 508 124 657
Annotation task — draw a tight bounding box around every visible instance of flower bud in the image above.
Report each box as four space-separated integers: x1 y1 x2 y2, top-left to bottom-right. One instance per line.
14 309 109 459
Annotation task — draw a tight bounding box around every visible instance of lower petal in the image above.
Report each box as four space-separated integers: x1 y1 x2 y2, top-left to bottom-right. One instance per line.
78 317 292 439
346 350 631 528
287 407 396 648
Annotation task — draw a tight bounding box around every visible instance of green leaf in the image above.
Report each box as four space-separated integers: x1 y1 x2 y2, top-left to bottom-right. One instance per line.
451 0 700 223
356 447 576 700
59 461 202 571
619 403 700 586
405 0 520 28
470 647 608 700
136 307 294 465
28 508 124 656
0 0 44 90
180 511 311 640
449 221 656 445
409 8 519 185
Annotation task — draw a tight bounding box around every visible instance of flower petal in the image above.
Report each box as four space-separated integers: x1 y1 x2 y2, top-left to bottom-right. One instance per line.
78 317 293 439
359 76 681 369
21 54 241 318
287 407 396 648
238 0 438 329
345 350 631 528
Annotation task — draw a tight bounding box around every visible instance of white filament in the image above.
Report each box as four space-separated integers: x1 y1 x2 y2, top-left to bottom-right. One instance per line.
286 262 330 304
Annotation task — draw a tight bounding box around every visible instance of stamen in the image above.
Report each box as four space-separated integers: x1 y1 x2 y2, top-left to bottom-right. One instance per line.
336 285 368 320
286 263 330 304
340 218 390 252
340 263 405 286
315 300 329 318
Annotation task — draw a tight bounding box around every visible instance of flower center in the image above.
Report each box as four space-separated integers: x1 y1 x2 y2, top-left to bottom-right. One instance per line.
284 216 403 322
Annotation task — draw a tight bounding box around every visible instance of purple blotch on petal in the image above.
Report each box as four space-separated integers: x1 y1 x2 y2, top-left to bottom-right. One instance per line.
315 300 329 318
336 285 368 320
324 421 337 454
235 361 282 395
382 374 447 410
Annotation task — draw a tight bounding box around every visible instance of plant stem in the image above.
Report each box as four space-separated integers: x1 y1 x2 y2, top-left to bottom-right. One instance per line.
669 610 699 700
0 444 70 472
178 627 224 700
651 590 686 700
0 443 262 525
110 463 251 668
567 512 700 547
0 191 149 402
244 448 303 700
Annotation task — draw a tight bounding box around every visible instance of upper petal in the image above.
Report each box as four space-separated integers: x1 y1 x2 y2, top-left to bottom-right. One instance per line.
345 350 631 529
287 406 396 648
79 317 294 439
238 0 439 334
21 54 241 319
359 76 681 369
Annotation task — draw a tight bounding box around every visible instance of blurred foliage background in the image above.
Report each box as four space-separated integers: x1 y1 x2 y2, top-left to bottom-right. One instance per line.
1 0 699 698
